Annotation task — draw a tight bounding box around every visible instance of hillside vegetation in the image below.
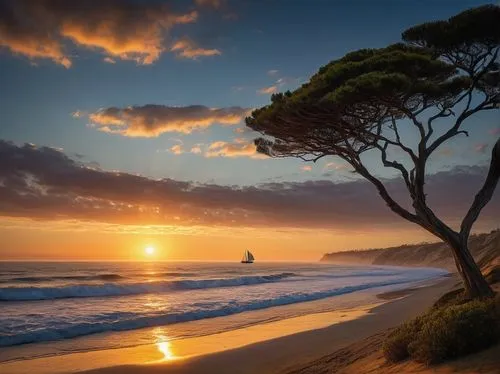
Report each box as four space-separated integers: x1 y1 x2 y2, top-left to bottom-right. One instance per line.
321 230 500 273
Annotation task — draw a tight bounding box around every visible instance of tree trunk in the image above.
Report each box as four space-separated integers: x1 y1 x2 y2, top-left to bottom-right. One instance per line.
448 237 494 299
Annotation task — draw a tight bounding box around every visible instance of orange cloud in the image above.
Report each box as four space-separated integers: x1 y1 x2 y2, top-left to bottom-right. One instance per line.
191 144 203 154
60 10 197 65
86 105 250 137
205 140 267 159
0 1 200 66
324 162 350 171
170 144 184 155
0 31 71 68
171 38 221 59
258 85 278 95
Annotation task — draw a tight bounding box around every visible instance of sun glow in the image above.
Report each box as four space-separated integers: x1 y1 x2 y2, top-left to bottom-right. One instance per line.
145 246 155 255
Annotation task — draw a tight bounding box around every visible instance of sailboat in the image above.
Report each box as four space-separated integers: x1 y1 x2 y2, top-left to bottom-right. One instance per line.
241 249 255 264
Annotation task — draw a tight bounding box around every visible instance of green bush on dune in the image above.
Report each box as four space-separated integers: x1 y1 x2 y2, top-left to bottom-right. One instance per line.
383 296 500 365
383 316 424 362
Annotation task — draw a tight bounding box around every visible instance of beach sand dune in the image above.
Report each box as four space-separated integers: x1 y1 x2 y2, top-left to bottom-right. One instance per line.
286 331 500 374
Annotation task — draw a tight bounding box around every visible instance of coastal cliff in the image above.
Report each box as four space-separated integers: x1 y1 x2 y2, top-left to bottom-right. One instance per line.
321 230 500 272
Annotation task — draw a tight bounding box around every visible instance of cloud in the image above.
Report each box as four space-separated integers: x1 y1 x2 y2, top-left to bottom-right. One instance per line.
86 105 250 137
103 57 116 64
190 144 203 154
474 144 488 154
258 85 278 95
234 127 249 134
301 165 312 172
324 162 350 171
205 139 267 159
0 140 498 230
0 0 200 67
437 147 454 157
276 76 302 87
267 69 279 76
170 38 221 59
170 144 183 155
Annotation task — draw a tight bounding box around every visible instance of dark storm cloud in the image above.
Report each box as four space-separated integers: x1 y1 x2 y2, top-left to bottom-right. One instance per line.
0 140 498 229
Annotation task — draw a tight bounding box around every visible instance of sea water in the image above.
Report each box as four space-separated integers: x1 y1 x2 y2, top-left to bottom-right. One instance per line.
0 262 447 360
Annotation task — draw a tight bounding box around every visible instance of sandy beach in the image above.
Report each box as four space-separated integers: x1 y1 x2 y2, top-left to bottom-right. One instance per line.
0 276 455 374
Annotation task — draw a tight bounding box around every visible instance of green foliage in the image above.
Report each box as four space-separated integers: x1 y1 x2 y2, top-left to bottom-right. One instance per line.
408 299 499 364
432 288 467 309
403 5 500 50
383 297 500 366
293 45 460 107
246 42 470 155
246 5 499 160
382 316 424 362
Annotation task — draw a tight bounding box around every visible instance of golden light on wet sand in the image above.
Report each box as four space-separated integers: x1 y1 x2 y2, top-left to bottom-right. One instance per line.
157 341 175 360
153 328 176 361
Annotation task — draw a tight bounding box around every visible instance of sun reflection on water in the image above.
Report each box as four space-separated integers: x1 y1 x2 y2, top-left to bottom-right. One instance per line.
157 341 175 360
154 327 176 361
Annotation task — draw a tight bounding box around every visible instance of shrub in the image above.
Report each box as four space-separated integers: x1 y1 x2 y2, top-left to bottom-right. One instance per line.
383 297 500 365
408 299 499 364
382 317 423 362
432 288 467 309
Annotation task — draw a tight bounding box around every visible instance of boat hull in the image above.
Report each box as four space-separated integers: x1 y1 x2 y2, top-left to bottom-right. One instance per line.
241 261 253 264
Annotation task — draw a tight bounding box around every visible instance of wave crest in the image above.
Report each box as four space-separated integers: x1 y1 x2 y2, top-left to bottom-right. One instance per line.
0 272 297 301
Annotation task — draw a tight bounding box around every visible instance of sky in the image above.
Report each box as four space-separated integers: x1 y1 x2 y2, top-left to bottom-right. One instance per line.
0 0 499 261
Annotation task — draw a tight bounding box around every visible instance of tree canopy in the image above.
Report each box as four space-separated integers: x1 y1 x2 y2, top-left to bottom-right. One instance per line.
246 5 500 298
247 5 499 165
247 43 473 163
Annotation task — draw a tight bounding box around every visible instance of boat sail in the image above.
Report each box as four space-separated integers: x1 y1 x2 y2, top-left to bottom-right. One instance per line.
241 250 255 264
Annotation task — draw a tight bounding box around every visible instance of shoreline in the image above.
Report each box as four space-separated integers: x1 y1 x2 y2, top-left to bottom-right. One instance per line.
0 275 454 374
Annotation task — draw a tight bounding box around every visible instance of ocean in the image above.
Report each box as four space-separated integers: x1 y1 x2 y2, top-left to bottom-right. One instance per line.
0 261 447 361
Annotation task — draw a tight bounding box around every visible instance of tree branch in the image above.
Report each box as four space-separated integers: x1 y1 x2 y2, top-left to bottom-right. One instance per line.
425 107 454 143
460 138 500 238
348 158 421 225
371 140 413 191
426 92 494 157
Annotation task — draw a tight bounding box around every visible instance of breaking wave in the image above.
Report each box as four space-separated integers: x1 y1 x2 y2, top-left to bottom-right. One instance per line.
0 273 298 301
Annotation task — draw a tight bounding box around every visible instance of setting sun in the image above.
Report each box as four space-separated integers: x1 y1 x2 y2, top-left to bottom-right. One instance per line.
145 246 155 256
